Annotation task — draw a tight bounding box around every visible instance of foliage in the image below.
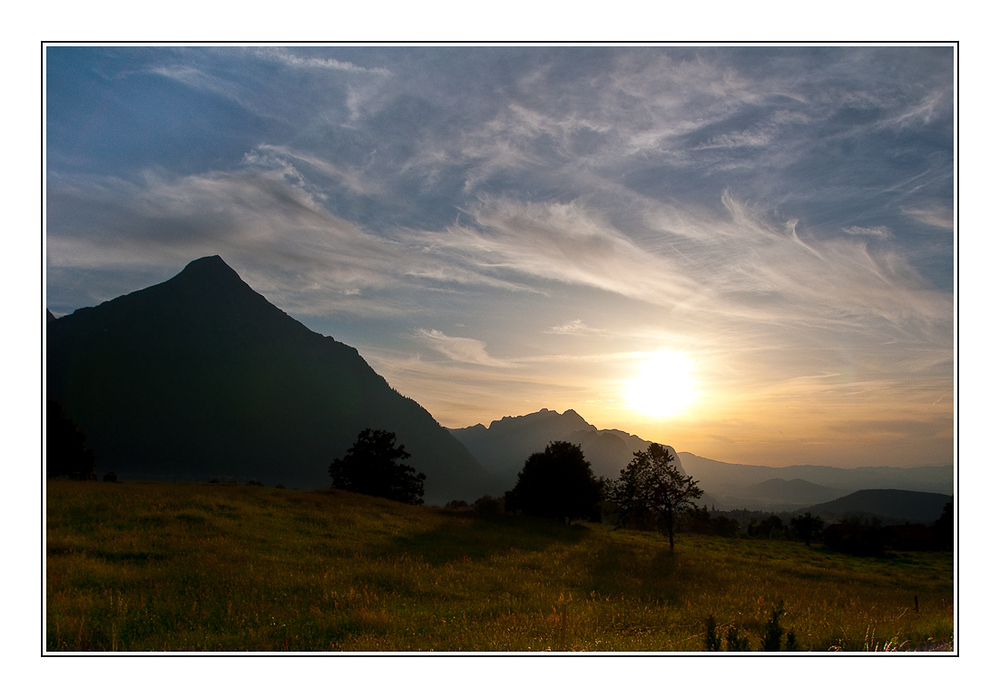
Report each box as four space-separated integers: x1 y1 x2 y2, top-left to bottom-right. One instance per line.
329 429 426 505
747 515 785 540
760 602 801 652
46 399 97 480
504 441 602 523
725 625 751 652
102 472 118 483
789 513 824 546
932 500 953 551
704 614 722 651
608 444 703 550
682 506 740 537
761 604 786 651
473 495 505 517
823 516 885 556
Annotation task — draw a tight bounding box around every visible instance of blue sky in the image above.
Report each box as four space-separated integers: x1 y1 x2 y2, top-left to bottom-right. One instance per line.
45 45 955 468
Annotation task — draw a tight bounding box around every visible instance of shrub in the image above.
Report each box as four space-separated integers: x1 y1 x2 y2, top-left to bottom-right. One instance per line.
726 625 750 652
473 495 505 517
704 615 722 651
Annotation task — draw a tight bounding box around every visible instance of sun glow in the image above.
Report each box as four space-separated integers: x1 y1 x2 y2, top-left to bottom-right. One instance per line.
623 350 699 419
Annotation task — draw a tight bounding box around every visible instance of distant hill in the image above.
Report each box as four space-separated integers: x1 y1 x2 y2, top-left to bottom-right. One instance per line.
731 478 846 510
46 255 501 504
450 408 681 488
800 489 953 525
676 452 952 511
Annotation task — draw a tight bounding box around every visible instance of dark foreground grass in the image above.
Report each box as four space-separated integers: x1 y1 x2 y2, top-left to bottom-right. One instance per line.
46 481 954 652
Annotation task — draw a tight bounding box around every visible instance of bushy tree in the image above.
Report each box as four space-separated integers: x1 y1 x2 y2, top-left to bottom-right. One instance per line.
789 513 824 546
46 399 97 480
329 429 426 504
504 441 602 523
609 443 703 550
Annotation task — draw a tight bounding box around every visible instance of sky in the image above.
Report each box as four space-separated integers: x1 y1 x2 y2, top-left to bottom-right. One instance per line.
44 44 955 469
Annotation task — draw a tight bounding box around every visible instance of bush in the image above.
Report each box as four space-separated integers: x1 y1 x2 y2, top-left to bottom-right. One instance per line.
725 625 750 652
102 472 118 483
704 615 722 651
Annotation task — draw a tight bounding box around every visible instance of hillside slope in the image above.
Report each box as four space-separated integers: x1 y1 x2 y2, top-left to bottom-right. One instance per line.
46 255 500 503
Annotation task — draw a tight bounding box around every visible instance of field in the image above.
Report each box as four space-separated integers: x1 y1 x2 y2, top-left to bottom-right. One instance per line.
45 481 954 653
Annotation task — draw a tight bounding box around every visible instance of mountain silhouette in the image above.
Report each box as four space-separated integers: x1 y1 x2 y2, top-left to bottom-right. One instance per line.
450 408 682 487
46 255 501 503
799 489 953 524
676 451 952 510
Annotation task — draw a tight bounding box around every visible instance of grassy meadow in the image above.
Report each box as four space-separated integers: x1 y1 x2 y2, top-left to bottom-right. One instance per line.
45 480 954 653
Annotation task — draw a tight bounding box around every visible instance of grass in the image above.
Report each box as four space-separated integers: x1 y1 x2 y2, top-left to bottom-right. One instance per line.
46 480 954 653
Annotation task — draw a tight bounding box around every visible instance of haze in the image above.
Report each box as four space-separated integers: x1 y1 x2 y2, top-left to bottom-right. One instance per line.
45 45 954 469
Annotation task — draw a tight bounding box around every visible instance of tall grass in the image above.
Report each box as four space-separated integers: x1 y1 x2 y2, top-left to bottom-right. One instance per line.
46 481 953 652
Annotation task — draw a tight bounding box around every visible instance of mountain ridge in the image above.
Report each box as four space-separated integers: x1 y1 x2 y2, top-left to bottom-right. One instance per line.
47 255 501 503
450 408 679 488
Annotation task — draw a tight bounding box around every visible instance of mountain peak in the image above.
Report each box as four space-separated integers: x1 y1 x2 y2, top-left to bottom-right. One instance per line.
172 255 243 285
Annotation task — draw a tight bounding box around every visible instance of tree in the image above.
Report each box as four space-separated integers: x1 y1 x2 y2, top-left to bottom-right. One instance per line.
609 443 703 550
504 441 602 523
328 429 426 504
46 399 97 480
789 513 824 546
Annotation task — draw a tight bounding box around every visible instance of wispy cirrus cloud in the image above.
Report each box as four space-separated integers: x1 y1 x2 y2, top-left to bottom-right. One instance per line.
843 225 892 239
416 329 510 367
252 47 392 76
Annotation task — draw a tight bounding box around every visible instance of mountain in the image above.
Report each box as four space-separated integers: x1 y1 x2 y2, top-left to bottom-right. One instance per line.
676 452 952 511
799 489 953 525
46 255 501 504
731 478 846 510
450 408 681 488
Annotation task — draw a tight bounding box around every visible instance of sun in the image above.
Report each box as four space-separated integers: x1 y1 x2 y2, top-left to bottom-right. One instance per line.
622 350 699 419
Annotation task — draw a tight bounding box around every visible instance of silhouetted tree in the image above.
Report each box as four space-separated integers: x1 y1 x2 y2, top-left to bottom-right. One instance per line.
46 399 97 480
504 441 602 523
748 514 785 540
932 500 953 551
609 443 703 550
789 513 824 546
328 429 426 504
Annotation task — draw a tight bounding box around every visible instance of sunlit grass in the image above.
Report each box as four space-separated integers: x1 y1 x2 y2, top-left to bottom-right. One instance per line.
46 481 953 652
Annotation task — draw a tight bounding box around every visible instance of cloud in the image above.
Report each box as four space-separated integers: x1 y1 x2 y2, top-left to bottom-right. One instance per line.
253 48 391 76
416 197 696 310
545 320 610 336
902 206 954 231
843 225 892 239
45 165 416 317
416 329 510 367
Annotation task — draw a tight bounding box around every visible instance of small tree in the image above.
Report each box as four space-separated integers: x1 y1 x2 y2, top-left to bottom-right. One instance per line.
504 441 602 523
329 429 426 504
609 443 702 550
